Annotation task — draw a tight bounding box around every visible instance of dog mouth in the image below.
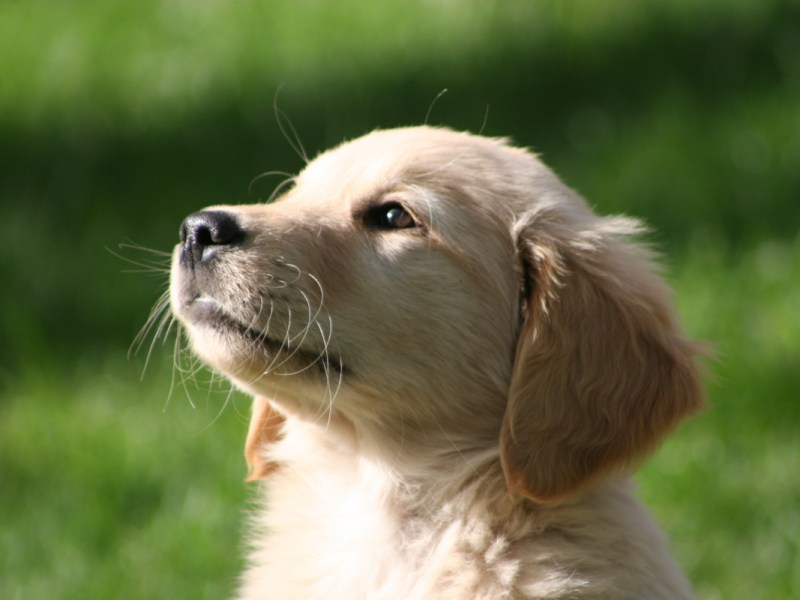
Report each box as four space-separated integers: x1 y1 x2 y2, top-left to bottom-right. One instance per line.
180 294 346 375
171 266 265 342
171 240 346 375
180 294 286 352
182 296 262 339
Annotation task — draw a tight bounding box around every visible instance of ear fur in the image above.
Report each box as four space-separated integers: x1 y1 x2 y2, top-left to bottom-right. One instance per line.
501 209 705 502
245 396 286 481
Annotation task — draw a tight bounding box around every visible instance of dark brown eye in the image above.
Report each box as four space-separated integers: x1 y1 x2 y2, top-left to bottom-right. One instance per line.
368 203 416 230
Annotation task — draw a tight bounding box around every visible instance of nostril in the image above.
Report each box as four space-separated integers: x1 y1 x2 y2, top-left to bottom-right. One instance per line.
181 211 244 245
179 210 245 264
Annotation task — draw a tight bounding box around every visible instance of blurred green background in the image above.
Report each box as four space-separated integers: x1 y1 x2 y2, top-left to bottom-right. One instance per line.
1 0 798 598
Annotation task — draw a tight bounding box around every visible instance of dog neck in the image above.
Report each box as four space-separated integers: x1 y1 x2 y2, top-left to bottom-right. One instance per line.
269 407 525 521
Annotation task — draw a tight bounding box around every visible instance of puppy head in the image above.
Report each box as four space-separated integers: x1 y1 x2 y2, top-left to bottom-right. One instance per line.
169 126 703 491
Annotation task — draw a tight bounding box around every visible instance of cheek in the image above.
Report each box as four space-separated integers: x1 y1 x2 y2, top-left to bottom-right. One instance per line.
301 225 365 302
332 247 517 383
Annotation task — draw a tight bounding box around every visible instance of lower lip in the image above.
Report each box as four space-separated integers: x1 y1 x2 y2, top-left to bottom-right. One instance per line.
183 297 261 343
183 296 226 324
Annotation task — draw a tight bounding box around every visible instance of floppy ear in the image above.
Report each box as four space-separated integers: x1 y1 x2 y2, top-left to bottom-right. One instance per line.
244 396 286 481
500 212 705 503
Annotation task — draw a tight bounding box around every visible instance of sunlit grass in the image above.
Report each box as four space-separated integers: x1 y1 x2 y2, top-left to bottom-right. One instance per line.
0 355 250 600
640 237 800 599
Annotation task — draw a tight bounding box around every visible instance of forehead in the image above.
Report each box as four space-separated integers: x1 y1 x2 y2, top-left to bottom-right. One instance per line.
293 127 506 205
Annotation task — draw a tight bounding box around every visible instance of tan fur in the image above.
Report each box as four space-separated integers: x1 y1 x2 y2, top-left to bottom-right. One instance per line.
170 126 704 599
245 396 285 481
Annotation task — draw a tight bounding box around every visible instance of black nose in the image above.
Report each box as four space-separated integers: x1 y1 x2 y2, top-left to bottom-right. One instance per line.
179 210 245 264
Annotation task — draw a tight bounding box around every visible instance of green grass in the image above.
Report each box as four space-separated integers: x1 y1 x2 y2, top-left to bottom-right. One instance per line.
0 356 250 599
639 238 800 599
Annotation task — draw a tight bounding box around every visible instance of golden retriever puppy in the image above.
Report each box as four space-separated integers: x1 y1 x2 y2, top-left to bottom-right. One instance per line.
170 127 704 599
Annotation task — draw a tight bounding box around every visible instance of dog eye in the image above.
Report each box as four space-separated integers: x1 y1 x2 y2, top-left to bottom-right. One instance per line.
369 203 416 230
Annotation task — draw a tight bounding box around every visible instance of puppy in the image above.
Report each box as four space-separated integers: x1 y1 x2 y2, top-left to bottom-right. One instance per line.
169 127 704 599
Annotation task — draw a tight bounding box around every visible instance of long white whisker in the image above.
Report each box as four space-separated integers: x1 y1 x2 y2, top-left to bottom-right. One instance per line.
192 371 237 432
248 170 295 199
166 326 183 403
318 319 337 429
279 261 304 287
173 337 203 410
108 243 171 274
272 300 331 377
241 296 268 356
424 88 448 125
118 240 172 257
130 290 170 356
141 309 174 381
262 303 294 375
167 325 199 411
286 287 315 347
265 177 297 205
274 100 309 165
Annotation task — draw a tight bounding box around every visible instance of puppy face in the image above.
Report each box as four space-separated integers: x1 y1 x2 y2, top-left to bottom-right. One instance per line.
171 128 528 432
170 126 703 499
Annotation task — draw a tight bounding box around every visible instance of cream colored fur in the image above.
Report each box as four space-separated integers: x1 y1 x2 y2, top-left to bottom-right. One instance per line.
169 127 704 599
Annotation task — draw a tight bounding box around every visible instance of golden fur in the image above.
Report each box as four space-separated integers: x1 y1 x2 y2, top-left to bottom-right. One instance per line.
170 126 704 599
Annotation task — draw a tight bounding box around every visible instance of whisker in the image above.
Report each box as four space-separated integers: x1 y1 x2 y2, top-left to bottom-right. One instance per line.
130 291 178 384
477 103 491 136
141 308 174 380
107 243 171 274
286 287 317 348
424 88 448 125
130 291 170 355
194 381 239 435
272 293 329 375
241 295 268 356
172 339 204 410
279 311 336 381
259 297 276 346
316 318 339 431
118 239 172 257
277 261 304 287
166 326 183 403
163 326 186 411
266 176 297 205
273 86 309 165
248 170 295 199
262 304 295 376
